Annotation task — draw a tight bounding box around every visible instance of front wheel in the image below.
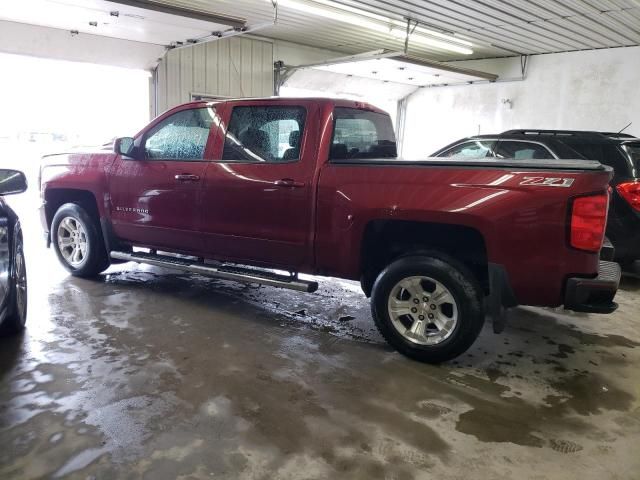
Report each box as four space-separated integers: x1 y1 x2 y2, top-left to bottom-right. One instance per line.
51 203 109 277
371 253 484 363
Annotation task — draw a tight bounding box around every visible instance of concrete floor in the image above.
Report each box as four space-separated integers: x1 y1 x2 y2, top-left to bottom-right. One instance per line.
1 190 640 479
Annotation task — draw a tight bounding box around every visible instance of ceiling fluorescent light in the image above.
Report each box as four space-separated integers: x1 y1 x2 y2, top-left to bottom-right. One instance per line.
309 0 391 23
276 0 388 31
388 29 473 55
311 0 473 47
275 0 473 55
413 26 473 47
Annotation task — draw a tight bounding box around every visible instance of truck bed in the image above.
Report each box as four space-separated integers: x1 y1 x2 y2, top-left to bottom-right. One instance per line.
330 157 607 171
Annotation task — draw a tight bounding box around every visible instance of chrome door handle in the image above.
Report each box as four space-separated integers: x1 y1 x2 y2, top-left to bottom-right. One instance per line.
274 178 305 188
175 174 200 182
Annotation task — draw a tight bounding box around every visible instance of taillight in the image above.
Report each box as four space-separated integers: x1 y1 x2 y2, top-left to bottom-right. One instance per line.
616 181 640 211
570 193 609 252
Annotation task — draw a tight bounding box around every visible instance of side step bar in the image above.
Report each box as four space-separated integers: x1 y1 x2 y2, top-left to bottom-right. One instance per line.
110 251 318 293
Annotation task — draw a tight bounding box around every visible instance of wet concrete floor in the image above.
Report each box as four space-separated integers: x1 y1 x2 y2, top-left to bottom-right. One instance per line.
1 191 640 479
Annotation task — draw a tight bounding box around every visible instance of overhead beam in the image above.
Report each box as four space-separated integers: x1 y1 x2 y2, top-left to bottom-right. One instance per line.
281 49 399 70
280 49 498 82
106 0 247 29
397 54 498 81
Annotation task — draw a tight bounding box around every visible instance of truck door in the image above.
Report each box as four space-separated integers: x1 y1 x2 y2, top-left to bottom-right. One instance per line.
108 106 217 253
200 101 318 269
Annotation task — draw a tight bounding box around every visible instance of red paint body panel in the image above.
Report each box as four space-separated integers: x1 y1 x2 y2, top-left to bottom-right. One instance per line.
315 165 608 306
108 158 208 253
199 99 321 268
40 98 612 308
40 147 116 217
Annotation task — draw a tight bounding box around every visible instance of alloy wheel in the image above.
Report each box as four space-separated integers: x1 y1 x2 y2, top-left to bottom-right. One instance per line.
57 217 88 267
387 275 459 345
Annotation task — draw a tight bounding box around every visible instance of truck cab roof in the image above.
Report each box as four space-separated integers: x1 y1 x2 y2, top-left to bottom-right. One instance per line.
174 97 389 115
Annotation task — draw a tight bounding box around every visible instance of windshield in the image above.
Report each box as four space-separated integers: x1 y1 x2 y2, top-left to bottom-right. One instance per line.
623 143 640 177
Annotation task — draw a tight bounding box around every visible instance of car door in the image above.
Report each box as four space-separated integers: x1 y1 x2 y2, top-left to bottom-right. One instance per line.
108 106 217 254
199 101 318 269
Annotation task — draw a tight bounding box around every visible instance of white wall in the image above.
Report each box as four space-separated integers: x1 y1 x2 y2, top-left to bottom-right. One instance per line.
0 19 164 70
402 46 640 158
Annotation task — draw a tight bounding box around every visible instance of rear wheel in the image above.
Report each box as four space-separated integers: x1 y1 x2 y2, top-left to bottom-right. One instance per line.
371 253 484 363
0 227 27 336
51 203 109 277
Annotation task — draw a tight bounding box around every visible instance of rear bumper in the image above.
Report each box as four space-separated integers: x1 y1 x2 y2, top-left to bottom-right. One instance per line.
600 237 615 261
564 261 621 314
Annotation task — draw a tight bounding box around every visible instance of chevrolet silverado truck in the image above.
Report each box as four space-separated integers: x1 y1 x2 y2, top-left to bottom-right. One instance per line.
39 98 621 363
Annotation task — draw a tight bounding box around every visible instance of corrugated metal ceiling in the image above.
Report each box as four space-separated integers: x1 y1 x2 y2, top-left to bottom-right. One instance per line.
163 0 640 61
2 1 638 62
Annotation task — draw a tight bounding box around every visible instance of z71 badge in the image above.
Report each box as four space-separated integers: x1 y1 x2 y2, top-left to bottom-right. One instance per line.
519 176 575 188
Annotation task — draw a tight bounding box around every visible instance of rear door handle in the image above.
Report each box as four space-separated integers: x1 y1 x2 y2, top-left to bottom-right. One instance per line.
274 178 305 188
175 174 201 182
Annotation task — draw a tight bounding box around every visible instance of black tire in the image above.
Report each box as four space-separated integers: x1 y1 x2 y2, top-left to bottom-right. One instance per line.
51 203 109 277
0 225 27 336
371 253 484 363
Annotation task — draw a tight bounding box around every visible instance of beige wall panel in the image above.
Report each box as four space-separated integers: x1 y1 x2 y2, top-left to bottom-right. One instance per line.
156 36 275 111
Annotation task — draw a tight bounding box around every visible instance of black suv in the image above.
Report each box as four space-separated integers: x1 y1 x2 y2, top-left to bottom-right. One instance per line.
432 130 640 264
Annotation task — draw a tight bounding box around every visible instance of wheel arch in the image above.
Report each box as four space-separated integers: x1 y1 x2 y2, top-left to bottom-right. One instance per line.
359 219 489 297
44 188 102 231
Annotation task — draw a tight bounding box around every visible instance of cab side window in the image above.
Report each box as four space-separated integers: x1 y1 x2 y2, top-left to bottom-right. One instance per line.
144 108 216 160
494 141 554 160
222 106 306 163
441 140 496 159
330 108 397 160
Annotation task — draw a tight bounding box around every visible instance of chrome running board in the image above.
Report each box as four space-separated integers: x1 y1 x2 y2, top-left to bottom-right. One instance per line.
110 251 318 293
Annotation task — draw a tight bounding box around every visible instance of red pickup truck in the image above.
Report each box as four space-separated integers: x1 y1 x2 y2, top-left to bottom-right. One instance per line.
40 97 621 363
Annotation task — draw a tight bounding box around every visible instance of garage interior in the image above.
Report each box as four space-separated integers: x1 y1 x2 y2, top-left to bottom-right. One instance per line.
1 1 640 479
